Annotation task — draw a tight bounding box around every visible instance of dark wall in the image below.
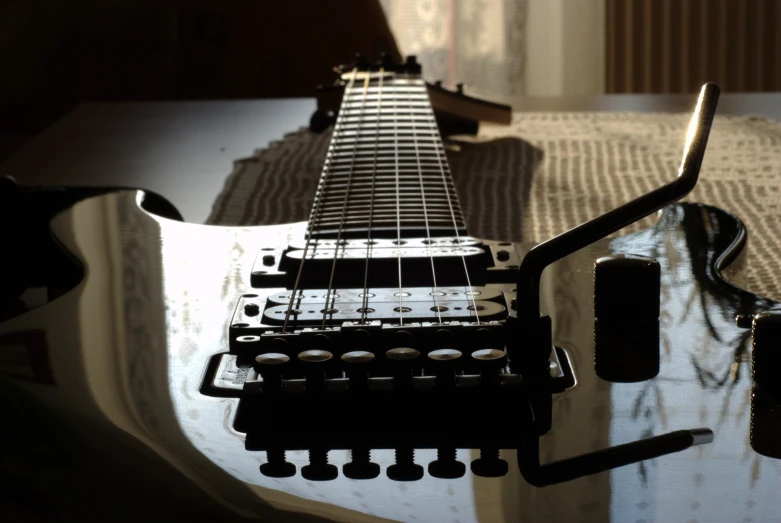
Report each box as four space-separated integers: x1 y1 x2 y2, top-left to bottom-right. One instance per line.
1 0 400 147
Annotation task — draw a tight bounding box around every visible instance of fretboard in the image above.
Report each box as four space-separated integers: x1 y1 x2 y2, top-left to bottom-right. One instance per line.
309 74 467 239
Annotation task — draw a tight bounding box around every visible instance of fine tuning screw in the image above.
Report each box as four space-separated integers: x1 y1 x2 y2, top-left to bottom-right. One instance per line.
259 448 295 478
427 348 462 388
387 447 424 482
428 448 466 479
426 348 463 479
298 349 333 392
343 447 380 480
471 348 508 388
254 352 290 393
341 350 375 391
471 447 508 478
385 347 420 389
302 448 338 481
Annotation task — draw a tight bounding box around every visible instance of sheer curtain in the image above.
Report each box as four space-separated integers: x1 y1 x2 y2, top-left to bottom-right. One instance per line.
380 0 528 99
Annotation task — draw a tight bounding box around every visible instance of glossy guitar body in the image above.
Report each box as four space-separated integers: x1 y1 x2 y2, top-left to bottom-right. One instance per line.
2 189 778 523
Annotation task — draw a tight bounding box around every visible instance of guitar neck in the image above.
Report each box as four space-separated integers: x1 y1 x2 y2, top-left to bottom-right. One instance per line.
309 72 467 239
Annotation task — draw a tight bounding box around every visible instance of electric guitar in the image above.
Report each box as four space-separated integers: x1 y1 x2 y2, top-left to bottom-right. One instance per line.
1 55 780 523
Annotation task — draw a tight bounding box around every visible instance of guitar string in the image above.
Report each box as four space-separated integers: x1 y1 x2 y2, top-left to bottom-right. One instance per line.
394 74 404 325
410 77 443 323
321 71 372 329
428 88 481 324
281 67 359 333
360 68 384 324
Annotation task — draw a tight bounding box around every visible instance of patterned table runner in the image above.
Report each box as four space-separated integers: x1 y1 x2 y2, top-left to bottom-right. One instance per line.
208 112 781 301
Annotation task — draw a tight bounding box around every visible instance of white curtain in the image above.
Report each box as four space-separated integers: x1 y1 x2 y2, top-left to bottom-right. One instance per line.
380 0 528 99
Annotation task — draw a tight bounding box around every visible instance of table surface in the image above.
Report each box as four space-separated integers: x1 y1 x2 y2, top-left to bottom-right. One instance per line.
2 93 779 223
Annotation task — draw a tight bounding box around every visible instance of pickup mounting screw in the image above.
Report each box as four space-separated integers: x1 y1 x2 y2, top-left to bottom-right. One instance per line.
244 303 260 316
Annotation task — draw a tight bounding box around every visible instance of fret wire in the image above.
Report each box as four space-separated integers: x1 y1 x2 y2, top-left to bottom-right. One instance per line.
321 71 372 329
309 75 466 242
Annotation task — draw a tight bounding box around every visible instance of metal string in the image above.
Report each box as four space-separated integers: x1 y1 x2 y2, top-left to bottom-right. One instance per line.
321 72 372 329
410 79 443 323
360 68 384 324
427 87 481 323
282 67 360 333
394 77 404 325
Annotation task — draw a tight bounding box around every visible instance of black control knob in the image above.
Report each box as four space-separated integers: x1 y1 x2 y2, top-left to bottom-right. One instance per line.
594 254 661 321
253 352 290 393
593 255 661 382
385 347 420 389
298 350 333 392
753 309 781 401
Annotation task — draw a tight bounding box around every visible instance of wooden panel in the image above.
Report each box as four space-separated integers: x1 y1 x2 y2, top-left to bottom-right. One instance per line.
607 0 781 93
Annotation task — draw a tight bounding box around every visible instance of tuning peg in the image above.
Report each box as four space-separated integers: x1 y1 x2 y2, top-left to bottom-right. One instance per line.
456 83 464 95
404 55 421 74
434 80 443 88
379 51 396 69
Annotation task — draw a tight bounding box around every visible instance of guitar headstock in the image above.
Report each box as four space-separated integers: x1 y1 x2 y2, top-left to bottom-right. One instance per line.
310 52 511 134
333 52 422 77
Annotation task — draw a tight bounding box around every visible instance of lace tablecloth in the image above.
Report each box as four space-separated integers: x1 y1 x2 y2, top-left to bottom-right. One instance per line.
208 112 781 301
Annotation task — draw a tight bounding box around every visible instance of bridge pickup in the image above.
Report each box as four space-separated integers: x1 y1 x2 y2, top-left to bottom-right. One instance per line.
262 300 504 324
266 286 502 305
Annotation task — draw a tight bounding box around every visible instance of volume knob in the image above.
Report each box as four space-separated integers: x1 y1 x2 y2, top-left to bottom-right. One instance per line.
752 309 781 401
593 254 661 382
594 254 661 321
